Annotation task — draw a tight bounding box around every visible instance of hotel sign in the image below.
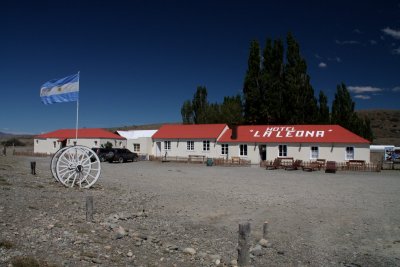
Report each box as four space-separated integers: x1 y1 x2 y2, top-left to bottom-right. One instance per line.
249 127 332 138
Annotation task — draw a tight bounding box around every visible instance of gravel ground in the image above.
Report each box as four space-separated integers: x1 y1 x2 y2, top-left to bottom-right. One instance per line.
1 155 400 267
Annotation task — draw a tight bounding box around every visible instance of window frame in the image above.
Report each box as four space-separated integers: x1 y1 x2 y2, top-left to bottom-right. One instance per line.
221 144 228 155
239 144 248 156
203 140 210 151
164 141 171 150
345 146 354 160
187 141 194 151
278 144 287 157
133 143 140 152
310 146 319 160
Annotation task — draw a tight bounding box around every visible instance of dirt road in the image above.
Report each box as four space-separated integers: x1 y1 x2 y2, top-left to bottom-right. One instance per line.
1 155 400 266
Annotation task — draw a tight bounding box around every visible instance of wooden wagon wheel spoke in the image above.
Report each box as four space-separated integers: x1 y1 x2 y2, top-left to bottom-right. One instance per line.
55 146 101 188
50 147 69 182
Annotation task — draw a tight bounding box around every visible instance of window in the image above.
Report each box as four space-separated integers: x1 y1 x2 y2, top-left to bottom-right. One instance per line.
345 147 354 160
94 141 98 146
203 140 210 151
239 144 247 156
310 146 319 159
279 145 287 157
221 144 228 155
133 144 140 152
53 141 56 148
73 141 77 146
164 141 171 150
187 141 194 151
119 141 122 147
36 140 38 144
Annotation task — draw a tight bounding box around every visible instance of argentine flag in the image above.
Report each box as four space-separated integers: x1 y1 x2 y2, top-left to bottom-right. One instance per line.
40 73 79 105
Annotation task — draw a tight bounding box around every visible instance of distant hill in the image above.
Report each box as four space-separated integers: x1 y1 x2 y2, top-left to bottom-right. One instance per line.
357 109 400 146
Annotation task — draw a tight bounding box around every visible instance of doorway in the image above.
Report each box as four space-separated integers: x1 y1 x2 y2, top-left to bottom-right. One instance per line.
259 145 266 161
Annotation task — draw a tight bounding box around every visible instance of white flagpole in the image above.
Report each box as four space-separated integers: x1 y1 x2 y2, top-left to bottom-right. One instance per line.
75 71 80 143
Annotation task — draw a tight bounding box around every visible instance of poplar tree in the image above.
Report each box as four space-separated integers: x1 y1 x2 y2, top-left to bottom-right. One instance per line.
284 33 318 124
263 39 285 124
181 100 194 124
192 86 208 124
243 40 262 124
317 91 330 124
331 83 373 141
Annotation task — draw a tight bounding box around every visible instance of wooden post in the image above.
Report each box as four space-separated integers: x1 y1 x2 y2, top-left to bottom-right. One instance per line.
86 196 94 222
238 222 251 267
30 161 36 175
263 221 268 239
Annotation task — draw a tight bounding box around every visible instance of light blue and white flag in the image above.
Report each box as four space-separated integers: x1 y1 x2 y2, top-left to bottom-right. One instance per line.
40 73 79 105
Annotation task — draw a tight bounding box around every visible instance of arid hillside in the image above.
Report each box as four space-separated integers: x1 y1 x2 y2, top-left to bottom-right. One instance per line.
357 109 400 146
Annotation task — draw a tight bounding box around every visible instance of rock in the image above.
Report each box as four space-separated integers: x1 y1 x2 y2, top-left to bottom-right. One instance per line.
183 247 196 255
259 238 269 247
250 244 265 256
230 259 238 266
127 251 133 257
114 226 127 239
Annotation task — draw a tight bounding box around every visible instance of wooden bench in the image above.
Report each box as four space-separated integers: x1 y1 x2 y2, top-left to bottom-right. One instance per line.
346 160 366 170
325 161 337 173
302 162 320 172
188 155 206 163
278 157 294 168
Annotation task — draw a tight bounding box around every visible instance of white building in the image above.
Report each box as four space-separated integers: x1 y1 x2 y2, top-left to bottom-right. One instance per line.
34 128 126 154
151 124 229 160
116 130 157 159
152 124 370 164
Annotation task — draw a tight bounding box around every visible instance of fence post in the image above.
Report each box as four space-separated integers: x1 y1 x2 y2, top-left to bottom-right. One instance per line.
86 196 94 222
263 221 268 239
238 222 251 267
30 161 36 175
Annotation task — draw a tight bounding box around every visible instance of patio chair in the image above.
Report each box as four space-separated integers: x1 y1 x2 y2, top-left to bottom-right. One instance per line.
285 159 303 170
266 158 281 170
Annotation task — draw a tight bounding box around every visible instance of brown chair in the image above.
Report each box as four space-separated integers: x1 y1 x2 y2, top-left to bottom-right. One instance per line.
285 159 303 170
266 158 281 170
325 161 337 173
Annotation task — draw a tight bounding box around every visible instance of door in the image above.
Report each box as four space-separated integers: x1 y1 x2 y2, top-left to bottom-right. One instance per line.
259 145 267 161
156 142 161 157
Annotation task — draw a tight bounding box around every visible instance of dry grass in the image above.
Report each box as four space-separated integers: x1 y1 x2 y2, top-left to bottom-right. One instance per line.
10 256 59 267
0 240 14 249
0 176 11 186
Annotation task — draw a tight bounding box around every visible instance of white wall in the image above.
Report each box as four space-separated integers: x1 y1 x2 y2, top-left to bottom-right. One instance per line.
34 138 127 154
126 137 153 156
152 139 219 159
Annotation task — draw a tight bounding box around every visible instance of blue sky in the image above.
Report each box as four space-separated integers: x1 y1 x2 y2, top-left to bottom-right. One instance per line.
1 0 399 134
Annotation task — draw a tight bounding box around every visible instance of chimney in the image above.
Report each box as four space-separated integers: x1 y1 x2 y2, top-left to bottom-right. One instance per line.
230 124 238 140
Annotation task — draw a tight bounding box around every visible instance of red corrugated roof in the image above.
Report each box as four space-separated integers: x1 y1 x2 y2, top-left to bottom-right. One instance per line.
36 128 125 140
218 125 370 144
152 124 227 139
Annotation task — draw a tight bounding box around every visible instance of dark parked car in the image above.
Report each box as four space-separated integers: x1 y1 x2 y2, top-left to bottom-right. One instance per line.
105 148 138 163
91 147 113 162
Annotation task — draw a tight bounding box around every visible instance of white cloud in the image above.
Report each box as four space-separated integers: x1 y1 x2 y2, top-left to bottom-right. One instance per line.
348 86 383 93
392 47 400 55
335 40 360 45
354 95 371 100
382 27 400 39
318 62 327 68
393 86 400 92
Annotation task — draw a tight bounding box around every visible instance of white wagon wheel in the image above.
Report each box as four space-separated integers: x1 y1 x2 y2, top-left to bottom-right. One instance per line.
50 146 69 182
56 146 101 188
